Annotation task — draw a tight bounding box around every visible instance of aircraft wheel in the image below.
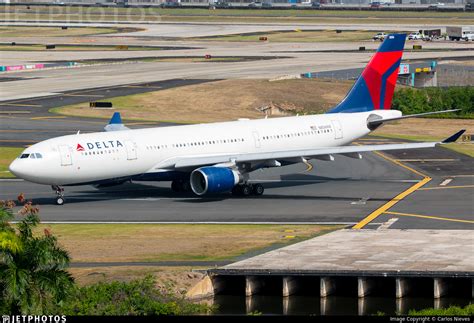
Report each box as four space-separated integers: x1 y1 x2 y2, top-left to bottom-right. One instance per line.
56 197 65 206
241 184 252 197
252 183 264 196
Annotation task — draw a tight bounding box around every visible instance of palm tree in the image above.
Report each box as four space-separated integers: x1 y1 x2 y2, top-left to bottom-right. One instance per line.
0 198 75 314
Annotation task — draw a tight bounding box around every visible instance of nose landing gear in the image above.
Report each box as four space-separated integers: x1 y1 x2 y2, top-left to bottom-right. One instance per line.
52 185 65 205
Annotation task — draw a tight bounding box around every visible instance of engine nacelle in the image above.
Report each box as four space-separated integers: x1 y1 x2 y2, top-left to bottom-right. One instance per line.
190 167 240 196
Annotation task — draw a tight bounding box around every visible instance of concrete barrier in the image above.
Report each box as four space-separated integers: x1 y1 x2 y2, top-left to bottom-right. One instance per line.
0 62 77 73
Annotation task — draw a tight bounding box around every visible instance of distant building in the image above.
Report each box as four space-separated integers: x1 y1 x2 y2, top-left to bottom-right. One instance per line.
5 0 469 5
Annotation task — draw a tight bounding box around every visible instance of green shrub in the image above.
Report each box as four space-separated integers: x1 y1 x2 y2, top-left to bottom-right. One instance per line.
0 199 75 315
408 303 474 316
59 275 213 315
392 86 474 118
1 198 213 316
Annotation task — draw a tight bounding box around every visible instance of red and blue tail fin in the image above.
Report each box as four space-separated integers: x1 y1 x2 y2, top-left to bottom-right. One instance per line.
327 33 406 114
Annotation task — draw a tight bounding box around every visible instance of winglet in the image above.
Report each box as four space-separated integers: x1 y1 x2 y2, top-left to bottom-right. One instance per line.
442 129 466 143
109 112 122 124
104 112 129 132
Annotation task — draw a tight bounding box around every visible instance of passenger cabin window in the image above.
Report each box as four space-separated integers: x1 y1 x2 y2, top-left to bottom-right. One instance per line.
20 154 29 159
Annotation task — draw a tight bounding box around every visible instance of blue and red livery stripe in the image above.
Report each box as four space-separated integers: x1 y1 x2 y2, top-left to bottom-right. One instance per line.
328 34 406 114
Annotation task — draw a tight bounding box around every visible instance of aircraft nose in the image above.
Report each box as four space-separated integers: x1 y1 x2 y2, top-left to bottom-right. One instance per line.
9 159 24 178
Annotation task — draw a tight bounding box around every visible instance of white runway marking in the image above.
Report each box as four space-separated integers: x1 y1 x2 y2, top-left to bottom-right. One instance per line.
440 178 453 186
377 218 399 230
351 197 369 205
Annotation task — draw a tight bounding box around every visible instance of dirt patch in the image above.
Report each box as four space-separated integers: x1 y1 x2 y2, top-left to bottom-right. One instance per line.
69 266 206 295
56 78 352 123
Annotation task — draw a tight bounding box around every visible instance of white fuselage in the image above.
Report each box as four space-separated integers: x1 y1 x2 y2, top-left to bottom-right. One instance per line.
9 110 402 186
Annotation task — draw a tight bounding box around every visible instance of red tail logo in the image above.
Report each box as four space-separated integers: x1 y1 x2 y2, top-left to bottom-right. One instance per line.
76 144 85 151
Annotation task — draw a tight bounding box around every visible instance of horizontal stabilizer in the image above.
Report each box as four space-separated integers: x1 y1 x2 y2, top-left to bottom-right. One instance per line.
367 109 460 128
104 112 130 132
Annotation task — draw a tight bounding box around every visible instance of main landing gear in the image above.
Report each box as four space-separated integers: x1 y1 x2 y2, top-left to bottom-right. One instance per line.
52 185 65 205
232 183 264 197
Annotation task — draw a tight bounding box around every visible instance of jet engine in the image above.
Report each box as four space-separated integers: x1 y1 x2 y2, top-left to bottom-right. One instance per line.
190 167 240 196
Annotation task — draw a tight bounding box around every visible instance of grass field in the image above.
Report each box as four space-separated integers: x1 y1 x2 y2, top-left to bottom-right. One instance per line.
194 30 390 42
0 26 140 38
38 223 341 263
1 7 473 24
0 147 22 178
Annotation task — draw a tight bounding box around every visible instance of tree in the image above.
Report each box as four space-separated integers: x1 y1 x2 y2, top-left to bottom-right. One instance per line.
0 196 75 314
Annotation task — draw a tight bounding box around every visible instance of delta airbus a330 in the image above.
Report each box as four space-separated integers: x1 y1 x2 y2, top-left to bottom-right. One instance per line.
9 34 463 205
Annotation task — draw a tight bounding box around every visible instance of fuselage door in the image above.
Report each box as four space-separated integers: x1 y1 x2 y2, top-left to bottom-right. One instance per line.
58 145 73 166
331 120 343 140
125 140 137 160
252 131 261 148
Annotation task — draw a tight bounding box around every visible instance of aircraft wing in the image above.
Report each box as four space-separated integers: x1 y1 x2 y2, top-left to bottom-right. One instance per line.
151 130 465 170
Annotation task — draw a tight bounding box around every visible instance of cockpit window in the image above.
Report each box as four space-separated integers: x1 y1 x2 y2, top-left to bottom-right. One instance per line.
19 153 42 159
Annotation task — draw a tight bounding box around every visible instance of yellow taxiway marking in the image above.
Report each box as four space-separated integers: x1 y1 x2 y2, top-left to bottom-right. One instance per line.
125 122 158 126
122 85 162 89
354 141 406 145
0 111 31 114
303 161 313 173
418 185 474 191
30 116 67 120
0 102 42 108
27 118 106 125
384 211 474 224
0 103 41 107
395 159 457 162
373 151 428 178
61 94 104 97
353 151 431 229
352 177 431 229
